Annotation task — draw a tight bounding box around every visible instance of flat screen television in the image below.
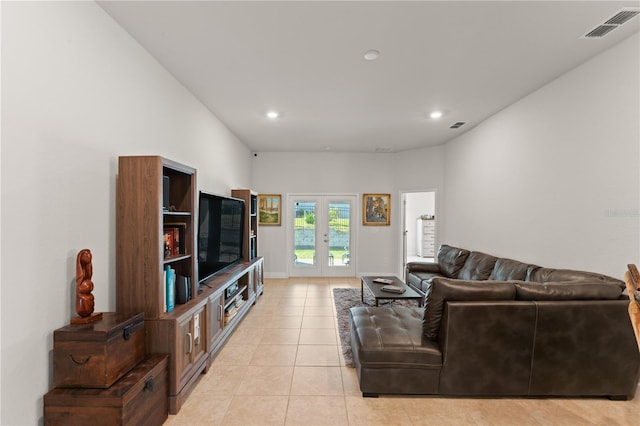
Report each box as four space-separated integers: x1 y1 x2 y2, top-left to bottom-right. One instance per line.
197 191 245 284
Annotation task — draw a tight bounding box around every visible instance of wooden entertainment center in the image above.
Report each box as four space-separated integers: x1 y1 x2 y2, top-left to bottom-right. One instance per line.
116 156 263 414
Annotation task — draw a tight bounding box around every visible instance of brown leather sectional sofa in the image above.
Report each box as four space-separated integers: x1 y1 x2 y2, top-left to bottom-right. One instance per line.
349 245 640 399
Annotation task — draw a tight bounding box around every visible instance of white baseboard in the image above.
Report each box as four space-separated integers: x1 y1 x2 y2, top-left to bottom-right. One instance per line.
264 272 289 279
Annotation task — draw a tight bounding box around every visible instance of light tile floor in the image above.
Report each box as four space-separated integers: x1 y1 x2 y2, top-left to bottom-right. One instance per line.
165 277 640 425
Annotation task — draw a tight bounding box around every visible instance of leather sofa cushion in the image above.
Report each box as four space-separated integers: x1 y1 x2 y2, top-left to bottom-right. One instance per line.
407 271 443 295
527 267 624 287
458 251 498 281
514 281 623 300
423 278 516 341
436 245 470 278
489 258 532 281
407 272 425 290
350 306 442 367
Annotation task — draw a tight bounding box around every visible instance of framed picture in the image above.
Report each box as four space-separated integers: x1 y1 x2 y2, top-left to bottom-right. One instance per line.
258 194 281 226
165 222 187 256
363 194 390 226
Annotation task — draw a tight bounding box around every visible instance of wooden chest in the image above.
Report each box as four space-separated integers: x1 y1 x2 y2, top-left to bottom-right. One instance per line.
44 355 168 426
53 312 145 388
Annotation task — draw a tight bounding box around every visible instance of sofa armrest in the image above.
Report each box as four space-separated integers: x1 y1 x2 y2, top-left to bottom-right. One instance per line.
438 301 537 395
406 262 441 274
530 300 639 398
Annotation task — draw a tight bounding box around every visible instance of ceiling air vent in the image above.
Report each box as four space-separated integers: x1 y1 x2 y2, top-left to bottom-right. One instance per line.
584 25 618 38
583 7 640 38
450 122 466 129
604 9 640 25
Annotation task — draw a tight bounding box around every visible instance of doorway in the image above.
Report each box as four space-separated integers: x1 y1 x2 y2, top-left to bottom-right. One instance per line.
288 194 356 277
402 191 436 273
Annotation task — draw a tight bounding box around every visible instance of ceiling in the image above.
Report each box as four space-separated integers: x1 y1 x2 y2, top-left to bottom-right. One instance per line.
98 1 640 153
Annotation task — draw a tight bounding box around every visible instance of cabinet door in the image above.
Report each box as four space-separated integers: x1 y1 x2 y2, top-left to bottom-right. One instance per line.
191 306 206 367
178 315 192 384
177 306 206 386
257 261 263 285
207 293 224 350
247 268 255 298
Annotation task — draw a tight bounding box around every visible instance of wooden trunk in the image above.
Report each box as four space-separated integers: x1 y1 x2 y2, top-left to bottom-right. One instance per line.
53 312 145 388
44 355 168 426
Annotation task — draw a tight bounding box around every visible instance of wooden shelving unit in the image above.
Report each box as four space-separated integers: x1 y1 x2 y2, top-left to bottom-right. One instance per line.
116 156 204 413
232 189 264 298
231 189 258 261
116 158 264 415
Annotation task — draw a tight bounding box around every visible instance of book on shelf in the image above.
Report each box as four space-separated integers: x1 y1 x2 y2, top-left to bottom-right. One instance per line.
224 305 238 323
373 278 394 284
381 285 406 294
165 265 176 312
163 268 167 312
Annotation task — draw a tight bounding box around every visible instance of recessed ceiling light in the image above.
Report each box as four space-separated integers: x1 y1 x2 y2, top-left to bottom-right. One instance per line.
430 110 443 119
363 50 380 61
266 111 279 119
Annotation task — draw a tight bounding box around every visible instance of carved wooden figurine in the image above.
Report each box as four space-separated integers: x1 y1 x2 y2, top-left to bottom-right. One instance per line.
71 249 103 324
76 249 95 316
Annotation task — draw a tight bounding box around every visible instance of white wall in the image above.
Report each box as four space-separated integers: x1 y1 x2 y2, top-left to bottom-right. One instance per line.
252 146 445 277
0 2 251 424
252 152 394 277
443 34 640 278
394 145 445 267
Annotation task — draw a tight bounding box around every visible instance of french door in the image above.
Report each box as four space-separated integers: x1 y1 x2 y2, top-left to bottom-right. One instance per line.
288 195 355 277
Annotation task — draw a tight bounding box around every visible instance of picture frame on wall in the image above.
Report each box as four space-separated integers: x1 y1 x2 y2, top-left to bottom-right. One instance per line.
363 193 390 226
258 194 281 226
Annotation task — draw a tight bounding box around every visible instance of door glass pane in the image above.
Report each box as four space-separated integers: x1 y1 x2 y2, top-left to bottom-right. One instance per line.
294 201 315 266
328 202 350 267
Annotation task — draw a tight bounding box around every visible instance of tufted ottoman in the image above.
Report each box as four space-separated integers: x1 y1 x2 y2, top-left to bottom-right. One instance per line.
349 306 442 397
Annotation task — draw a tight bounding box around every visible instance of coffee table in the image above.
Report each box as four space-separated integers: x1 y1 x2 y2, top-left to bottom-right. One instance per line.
361 275 424 307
